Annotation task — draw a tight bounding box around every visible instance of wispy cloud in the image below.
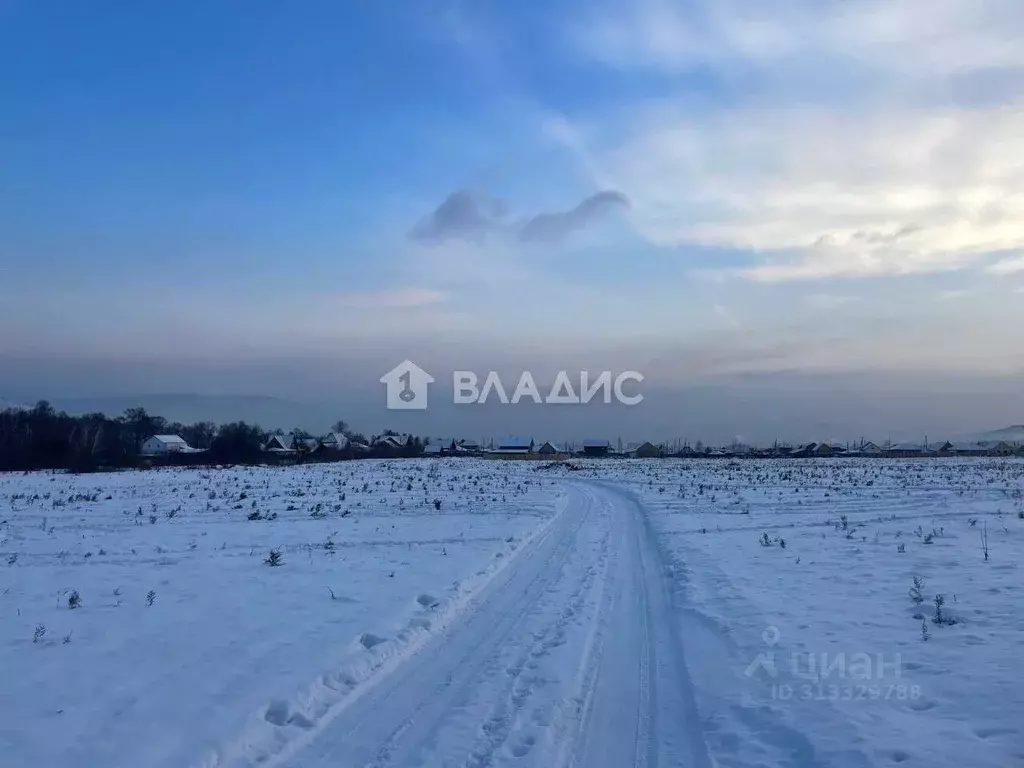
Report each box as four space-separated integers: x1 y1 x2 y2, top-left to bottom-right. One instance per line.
985 253 1024 275
573 0 1024 82
337 288 449 309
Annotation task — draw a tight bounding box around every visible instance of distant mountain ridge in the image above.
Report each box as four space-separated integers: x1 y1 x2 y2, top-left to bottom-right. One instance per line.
979 424 1024 442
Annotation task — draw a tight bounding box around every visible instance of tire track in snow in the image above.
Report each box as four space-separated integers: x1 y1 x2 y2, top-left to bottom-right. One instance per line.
359 505 595 768
260 492 593 768
566 481 713 768
457 519 611 768
215 482 715 768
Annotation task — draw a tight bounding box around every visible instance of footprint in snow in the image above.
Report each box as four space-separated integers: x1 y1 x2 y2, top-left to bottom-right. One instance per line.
359 632 387 649
416 594 440 609
973 726 1016 740
264 701 315 729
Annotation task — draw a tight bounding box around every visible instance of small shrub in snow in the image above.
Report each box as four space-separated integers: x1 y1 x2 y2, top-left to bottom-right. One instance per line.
7 553 16 565
759 532 772 547
33 624 46 644
920 618 930 642
980 521 989 562
67 590 81 610
265 549 283 567
247 511 263 521
897 543 906 553
433 499 442 511
146 590 156 606
931 594 958 626
62 631 72 645
149 515 157 525
909 576 925 605
923 532 935 545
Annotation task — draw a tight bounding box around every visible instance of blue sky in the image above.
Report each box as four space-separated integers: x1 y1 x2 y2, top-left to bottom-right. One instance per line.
2 0 1024 436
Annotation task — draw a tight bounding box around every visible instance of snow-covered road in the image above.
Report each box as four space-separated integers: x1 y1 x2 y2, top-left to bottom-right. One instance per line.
272 481 711 768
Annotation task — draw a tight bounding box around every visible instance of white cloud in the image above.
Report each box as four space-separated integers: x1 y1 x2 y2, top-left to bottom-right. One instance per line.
985 254 1024 275
593 105 1024 280
558 0 1024 281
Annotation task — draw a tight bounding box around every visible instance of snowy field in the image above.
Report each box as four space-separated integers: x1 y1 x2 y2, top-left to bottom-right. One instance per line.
0 461 561 768
1 457 1022 767
584 457 1024 768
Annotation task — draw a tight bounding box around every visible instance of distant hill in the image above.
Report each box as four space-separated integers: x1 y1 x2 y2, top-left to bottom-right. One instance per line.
47 394 337 432
978 424 1024 443
0 397 29 411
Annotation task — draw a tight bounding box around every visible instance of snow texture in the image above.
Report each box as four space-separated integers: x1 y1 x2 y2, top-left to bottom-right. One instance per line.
1 457 1022 767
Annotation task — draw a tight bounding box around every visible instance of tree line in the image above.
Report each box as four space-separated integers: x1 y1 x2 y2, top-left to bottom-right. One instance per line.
0 402 425 472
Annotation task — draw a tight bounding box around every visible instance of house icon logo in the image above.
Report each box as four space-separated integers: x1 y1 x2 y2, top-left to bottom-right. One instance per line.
380 360 435 410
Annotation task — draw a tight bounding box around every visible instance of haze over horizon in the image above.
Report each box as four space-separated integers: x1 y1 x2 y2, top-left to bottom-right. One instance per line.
3 1 1024 440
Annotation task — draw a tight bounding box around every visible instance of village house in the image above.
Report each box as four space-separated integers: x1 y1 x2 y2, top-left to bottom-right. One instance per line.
790 442 818 458
373 435 406 450
536 441 565 456
941 441 989 457
264 434 298 453
855 441 884 456
493 436 533 455
633 441 662 458
980 440 1015 456
140 434 193 456
320 432 349 451
582 439 611 457
813 442 846 458
888 442 928 458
